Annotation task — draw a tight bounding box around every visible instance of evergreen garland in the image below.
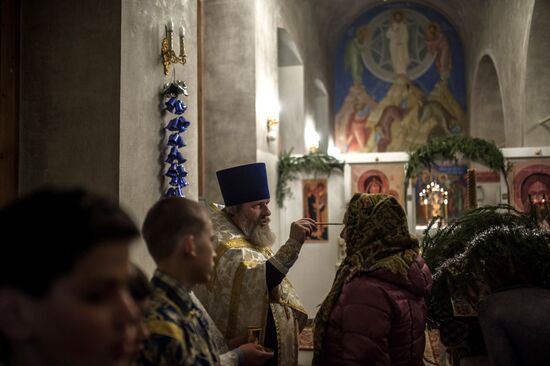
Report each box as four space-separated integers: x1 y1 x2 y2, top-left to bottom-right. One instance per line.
277 150 344 207
423 205 550 328
404 136 508 207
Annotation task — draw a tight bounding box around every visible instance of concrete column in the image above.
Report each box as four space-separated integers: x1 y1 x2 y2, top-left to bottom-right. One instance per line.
203 0 257 204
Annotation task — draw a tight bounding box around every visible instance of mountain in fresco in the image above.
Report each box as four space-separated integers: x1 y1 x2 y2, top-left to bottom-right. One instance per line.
335 76 465 153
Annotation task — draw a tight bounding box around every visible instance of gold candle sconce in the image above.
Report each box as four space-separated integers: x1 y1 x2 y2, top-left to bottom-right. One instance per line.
161 20 187 75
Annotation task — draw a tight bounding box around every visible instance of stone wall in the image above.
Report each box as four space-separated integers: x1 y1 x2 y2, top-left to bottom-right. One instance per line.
202 0 257 205
120 0 198 274
20 0 121 198
20 0 199 275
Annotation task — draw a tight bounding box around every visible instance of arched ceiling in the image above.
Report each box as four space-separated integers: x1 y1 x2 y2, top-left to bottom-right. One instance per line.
312 0 474 57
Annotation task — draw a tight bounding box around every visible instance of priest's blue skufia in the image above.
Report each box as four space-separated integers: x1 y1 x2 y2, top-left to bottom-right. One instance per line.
216 162 270 206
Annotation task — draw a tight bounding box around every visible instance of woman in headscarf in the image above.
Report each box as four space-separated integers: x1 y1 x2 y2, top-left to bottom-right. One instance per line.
313 193 432 365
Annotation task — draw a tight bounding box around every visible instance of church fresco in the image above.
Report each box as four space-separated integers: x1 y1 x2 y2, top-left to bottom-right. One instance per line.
350 163 405 207
302 179 329 241
508 159 550 213
334 2 467 153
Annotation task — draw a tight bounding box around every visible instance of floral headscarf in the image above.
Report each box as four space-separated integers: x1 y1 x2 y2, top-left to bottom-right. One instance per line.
312 193 419 365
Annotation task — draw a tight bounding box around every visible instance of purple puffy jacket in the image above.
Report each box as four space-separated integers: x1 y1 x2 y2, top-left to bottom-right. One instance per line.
320 255 433 366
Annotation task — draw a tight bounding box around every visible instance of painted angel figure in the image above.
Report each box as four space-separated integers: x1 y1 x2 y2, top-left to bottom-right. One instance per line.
425 22 452 79
344 26 370 85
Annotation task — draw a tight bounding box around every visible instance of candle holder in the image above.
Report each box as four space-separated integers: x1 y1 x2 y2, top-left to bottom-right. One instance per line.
466 168 477 209
267 117 279 142
161 22 187 75
419 180 449 223
529 192 550 229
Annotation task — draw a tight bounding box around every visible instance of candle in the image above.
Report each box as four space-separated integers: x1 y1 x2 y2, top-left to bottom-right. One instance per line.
179 26 186 58
467 169 477 209
166 20 174 51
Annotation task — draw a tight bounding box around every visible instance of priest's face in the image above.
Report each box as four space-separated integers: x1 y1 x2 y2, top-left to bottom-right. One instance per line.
234 199 276 247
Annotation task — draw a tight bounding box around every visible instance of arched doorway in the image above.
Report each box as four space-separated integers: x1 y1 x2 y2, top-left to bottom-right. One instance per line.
524 0 550 146
277 28 305 154
313 79 329 153
470 55 505 146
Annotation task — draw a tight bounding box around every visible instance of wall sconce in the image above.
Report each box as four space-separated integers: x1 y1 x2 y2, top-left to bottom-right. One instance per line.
161 20 187 75
267 117 279 142
304 118 320 154
308 144 319 154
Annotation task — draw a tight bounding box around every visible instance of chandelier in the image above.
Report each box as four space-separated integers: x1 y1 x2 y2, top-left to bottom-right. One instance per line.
419 181 449 222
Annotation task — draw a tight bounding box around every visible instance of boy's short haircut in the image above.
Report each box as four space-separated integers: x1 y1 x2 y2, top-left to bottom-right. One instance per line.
142 197 209 262
0 187 139 297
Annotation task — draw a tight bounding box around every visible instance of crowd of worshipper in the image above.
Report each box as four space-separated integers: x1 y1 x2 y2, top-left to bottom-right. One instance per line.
0 162 548 366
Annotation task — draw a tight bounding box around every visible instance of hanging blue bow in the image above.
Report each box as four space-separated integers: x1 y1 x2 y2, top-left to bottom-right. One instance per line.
165 97 179 113
161 79 191 198
165 146 187 164
165 163 179 178
168 175 188 187
167 133 186 148
176 165 188 177
174 100 187 115
166 116 191 132
166 186 184 197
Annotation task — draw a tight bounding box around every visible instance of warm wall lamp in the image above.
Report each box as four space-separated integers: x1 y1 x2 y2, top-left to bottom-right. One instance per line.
304 117 320 154
161 20 187 75
267 117 279 142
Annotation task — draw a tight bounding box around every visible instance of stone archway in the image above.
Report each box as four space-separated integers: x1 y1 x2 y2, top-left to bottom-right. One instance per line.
524 0 550 146
470 55 505 147
278 28 305 154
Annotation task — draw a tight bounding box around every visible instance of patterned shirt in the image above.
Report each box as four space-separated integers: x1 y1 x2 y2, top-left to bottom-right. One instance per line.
139 270 221 366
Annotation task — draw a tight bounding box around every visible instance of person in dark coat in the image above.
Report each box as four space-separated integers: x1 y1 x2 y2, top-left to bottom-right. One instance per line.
476 242 550 366
313 193 432 366
478 286 550 366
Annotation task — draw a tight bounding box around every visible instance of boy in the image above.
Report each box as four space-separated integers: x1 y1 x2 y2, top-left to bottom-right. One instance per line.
0 188 142 366
139 197 272 366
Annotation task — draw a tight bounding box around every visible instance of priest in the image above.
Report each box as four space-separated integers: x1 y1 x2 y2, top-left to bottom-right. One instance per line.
194 162 316 366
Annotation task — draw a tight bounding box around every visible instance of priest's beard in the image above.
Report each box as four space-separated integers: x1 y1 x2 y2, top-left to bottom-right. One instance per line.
238 217 276 248
249 224 277 248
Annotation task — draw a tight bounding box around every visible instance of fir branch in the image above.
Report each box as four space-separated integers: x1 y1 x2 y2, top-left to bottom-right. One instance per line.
404 136 508 209
276 150 344 207
422 205 550 327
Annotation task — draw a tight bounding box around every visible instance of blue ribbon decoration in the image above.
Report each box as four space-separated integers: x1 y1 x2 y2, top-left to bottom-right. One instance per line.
165 163 179 178
167 133 186 148
174 100 187 115
176 165 188 177
165 97 178 112
166 116 191 132
165 146 187 164
162 81 190 198
166 187 184 197
168 176 189 187
165 118 179 131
